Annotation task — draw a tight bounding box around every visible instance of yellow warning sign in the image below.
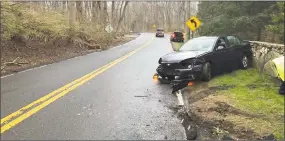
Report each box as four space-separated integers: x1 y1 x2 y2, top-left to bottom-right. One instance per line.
186 16 201 31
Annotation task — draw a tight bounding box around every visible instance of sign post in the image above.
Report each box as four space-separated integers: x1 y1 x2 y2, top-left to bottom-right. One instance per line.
105 24 114 47
186 16 201 39
153 24 156 32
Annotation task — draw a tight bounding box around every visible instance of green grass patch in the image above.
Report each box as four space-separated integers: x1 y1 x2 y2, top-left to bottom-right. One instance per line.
209 69 275 87
209 68 284 139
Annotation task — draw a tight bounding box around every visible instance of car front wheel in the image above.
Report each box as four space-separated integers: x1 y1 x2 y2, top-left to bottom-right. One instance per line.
201 62 212 82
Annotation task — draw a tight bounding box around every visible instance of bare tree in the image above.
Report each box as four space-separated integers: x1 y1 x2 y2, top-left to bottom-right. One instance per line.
18 1 198 34
115 1 129 32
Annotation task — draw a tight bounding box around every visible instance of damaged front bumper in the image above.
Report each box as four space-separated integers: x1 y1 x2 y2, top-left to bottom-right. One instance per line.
171 68 200 84
156 64 203 84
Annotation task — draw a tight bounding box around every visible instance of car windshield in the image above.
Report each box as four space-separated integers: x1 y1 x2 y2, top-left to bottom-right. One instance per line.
179 38 217 51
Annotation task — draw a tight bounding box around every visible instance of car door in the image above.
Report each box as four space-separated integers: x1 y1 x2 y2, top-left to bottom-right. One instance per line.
226 36 244 70
211 37 231 74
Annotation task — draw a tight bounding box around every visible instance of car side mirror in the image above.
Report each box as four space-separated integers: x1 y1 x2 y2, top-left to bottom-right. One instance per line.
216 46 224 50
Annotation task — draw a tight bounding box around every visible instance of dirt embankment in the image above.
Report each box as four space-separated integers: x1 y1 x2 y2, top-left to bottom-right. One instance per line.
1 34 138 76
184 85 259 140
181 69 284 140
1 2 140 76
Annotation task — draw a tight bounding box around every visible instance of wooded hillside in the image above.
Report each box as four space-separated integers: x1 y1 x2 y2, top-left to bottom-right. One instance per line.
197 1 284 43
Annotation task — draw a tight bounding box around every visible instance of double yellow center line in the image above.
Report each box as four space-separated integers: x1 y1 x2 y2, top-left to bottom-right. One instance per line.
1 37 154 134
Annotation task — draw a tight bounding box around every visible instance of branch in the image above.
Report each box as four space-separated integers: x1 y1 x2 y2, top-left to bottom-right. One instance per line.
1 57 28 71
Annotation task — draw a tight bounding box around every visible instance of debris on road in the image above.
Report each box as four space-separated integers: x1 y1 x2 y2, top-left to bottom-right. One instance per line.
164 135 168 139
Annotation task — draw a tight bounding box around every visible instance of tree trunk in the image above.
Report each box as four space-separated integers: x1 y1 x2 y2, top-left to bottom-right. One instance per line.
103 1 108 26
116 1 129 32
68 1 76 35
76 1 83 22
92 1 97 23
97 1 101 10
111 1 115 21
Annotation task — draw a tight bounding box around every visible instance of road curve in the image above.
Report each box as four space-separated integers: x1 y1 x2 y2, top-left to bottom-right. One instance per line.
1 33 186 140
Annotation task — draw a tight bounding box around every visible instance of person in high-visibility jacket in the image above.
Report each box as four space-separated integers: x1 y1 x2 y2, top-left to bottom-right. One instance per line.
272 56 284 94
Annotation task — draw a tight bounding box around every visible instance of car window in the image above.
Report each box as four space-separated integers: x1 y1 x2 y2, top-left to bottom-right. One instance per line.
227 36 241 46
217 38 226 46
174 32 183 37
179 38 217 51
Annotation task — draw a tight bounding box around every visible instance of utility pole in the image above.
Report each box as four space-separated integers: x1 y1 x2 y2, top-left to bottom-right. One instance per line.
187 1 191 40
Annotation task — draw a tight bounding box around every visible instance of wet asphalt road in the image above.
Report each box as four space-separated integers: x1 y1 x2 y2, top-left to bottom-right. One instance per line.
1 33 186 140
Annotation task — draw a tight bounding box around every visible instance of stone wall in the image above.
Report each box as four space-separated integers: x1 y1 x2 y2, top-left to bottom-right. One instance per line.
250 41 284 71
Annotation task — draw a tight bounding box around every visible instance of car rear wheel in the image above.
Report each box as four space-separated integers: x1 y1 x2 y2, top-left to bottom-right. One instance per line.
201 62 211 82
240 55 249 69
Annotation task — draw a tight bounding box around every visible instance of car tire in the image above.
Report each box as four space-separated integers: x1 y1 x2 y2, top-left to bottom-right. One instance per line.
240 55 249 70
201 62 212 82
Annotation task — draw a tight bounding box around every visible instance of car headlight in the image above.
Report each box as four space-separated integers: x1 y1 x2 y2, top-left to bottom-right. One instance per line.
180 58 204 68
187 64 193 69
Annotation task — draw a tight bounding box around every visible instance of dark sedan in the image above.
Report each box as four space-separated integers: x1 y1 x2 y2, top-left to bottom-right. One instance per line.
156 28 164 37
170 31 184 42
154 36 253 84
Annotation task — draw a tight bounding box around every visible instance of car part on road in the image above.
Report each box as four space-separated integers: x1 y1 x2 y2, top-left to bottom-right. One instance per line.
176 105 198 140
172 80 189 94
